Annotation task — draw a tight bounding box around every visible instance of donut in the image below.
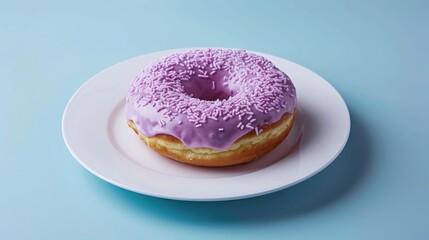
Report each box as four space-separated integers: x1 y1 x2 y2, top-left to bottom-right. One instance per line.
126 49 297 167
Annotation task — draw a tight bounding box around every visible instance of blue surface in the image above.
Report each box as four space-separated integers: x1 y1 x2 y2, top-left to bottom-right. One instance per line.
1 0 428 239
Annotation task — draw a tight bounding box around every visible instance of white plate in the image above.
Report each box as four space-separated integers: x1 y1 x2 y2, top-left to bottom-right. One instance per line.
62 48 350 201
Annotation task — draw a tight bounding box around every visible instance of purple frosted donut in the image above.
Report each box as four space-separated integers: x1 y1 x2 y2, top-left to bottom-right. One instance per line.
126 49 297 166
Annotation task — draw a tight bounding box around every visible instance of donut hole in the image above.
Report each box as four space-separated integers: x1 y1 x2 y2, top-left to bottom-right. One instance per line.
182 75 233 101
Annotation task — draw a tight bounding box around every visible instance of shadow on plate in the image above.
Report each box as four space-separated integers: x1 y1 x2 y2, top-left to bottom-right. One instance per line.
88 110 371 225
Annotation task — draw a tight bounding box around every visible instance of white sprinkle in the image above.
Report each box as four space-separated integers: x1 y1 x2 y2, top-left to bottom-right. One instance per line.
214 110 220 117
218 128 224 131
246 123 254 129
223 116 230 121
198 74 209 78
210 70 216 75
178 120 182 125
237 122 243 128
240 125 244 130
212 81 216 90
223 82 228 86
255 106 264 113
198 69 205 74
255 127 259 135
250 118 256 123
158 120 166 127
208 116 218 121
195 124 202 128
276 109 280 113
247 115 253 120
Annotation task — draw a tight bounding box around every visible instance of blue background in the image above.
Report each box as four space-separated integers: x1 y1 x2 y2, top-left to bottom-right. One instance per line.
1 0 428 239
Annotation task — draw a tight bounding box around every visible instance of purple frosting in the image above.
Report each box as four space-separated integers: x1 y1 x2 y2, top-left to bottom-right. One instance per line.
126 49 297 150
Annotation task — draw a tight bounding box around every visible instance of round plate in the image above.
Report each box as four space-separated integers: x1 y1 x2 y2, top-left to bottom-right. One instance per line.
62 48 350 201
